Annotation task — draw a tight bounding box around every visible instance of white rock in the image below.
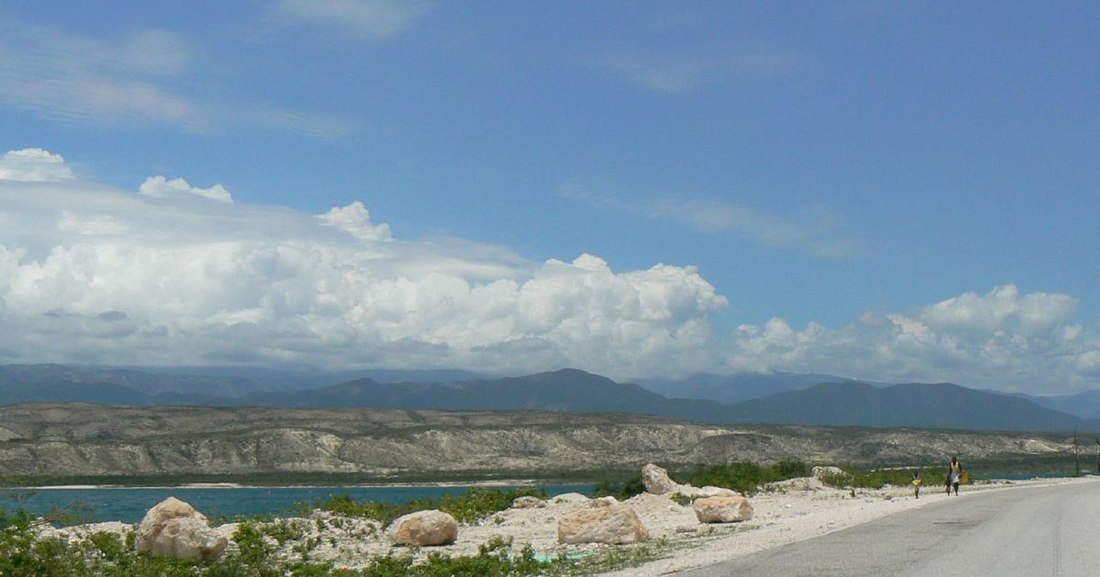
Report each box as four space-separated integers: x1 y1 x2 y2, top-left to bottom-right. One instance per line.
592 496 618 508
812 466 848 482
642 463 678 495
694 485 739 498
511 496 547 509
387 510 458 546
134 497 228 562
693 496 754 524
557 504 649 544
550 492 591 505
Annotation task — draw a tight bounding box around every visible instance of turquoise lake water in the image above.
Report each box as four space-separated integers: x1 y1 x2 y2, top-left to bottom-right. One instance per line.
0 484 595 525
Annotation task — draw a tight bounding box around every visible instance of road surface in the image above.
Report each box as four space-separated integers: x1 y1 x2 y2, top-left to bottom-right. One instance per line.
678 478 1100 577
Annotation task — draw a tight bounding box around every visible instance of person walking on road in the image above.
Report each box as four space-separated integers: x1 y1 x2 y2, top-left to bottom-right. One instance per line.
912 470 922 498
947 456 963 496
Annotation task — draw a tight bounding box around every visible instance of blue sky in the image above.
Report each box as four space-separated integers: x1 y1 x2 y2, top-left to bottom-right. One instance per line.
0 1 1097 394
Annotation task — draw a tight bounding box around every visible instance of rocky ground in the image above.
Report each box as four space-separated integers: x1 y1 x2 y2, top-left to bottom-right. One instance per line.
40 472 1094 575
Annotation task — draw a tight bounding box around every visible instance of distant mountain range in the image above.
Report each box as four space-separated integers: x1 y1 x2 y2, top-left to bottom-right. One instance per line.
722 381 1087 431
638 372 861 404
1028 390 1100 421
258 368 729 423
1 364 1098 433
0 364 486 405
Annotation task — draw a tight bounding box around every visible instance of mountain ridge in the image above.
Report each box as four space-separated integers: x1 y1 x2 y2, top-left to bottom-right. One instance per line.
0 364 1097 432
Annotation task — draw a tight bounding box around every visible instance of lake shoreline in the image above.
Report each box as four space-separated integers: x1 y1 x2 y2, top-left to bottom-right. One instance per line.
1 481 599 525
31 474 1095 576
13 478 552 491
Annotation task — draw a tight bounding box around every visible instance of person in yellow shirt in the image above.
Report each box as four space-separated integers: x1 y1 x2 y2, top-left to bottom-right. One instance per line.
947 456 963 496
911 470 923 498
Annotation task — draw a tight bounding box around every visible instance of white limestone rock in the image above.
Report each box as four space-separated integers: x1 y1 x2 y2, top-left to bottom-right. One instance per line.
557 504 649 544
511 495 548 509
693 495 754 524
387 509 458 546
642 463 678 495
134 497 228 562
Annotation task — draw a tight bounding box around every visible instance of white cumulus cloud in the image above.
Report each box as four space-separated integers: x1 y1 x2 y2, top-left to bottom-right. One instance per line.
0 149 76 182
139 176 234 203
2 151 1096 393
0 149 726 379
318 201 392 241
722 285 1099 394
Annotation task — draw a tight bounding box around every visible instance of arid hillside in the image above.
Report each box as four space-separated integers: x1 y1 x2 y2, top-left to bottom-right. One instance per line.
0 404 1078 478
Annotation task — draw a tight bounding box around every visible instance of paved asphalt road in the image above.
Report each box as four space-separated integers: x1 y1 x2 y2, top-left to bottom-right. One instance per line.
677 479 1100 577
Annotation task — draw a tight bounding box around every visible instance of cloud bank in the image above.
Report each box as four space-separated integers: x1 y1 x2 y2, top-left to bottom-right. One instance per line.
0 149 76 182
0 149 726 379
724 285 1098 393
0 149 1096 393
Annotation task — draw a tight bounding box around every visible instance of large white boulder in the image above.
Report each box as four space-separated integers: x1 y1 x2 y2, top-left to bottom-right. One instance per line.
557 503 649 544
693 495 754 523
387 510 458 546
694 485 739 498
812 466 849 483
642 463 678 495
133 497 228 562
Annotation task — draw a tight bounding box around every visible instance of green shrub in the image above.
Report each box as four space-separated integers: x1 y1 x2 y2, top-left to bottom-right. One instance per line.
592 475 645 501
315 487 545 526
668 492 693 507
682 459 809 495
817 466 951 489
358 536 547 577
814 468 853 487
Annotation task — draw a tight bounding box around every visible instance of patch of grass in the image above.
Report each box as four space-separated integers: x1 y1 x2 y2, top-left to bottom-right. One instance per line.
592 460 812 499
592 475 646 501
681 459 810 495
552 537 673 576
313 487 546 526
669 492 693 507
816 465 958 489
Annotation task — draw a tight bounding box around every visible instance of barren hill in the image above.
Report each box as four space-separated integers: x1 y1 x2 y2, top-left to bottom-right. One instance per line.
0 404 1078 479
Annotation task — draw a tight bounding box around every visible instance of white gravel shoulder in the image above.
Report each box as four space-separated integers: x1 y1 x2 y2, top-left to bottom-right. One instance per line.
599 475 1097 576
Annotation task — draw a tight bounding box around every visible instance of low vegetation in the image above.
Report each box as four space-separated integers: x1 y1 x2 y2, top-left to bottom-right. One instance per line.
815 467 919 489
0 507 667 576
311 487 545 526
684 459 810 495
0 457 1081 576
0 485 672 577
595 459 812 500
